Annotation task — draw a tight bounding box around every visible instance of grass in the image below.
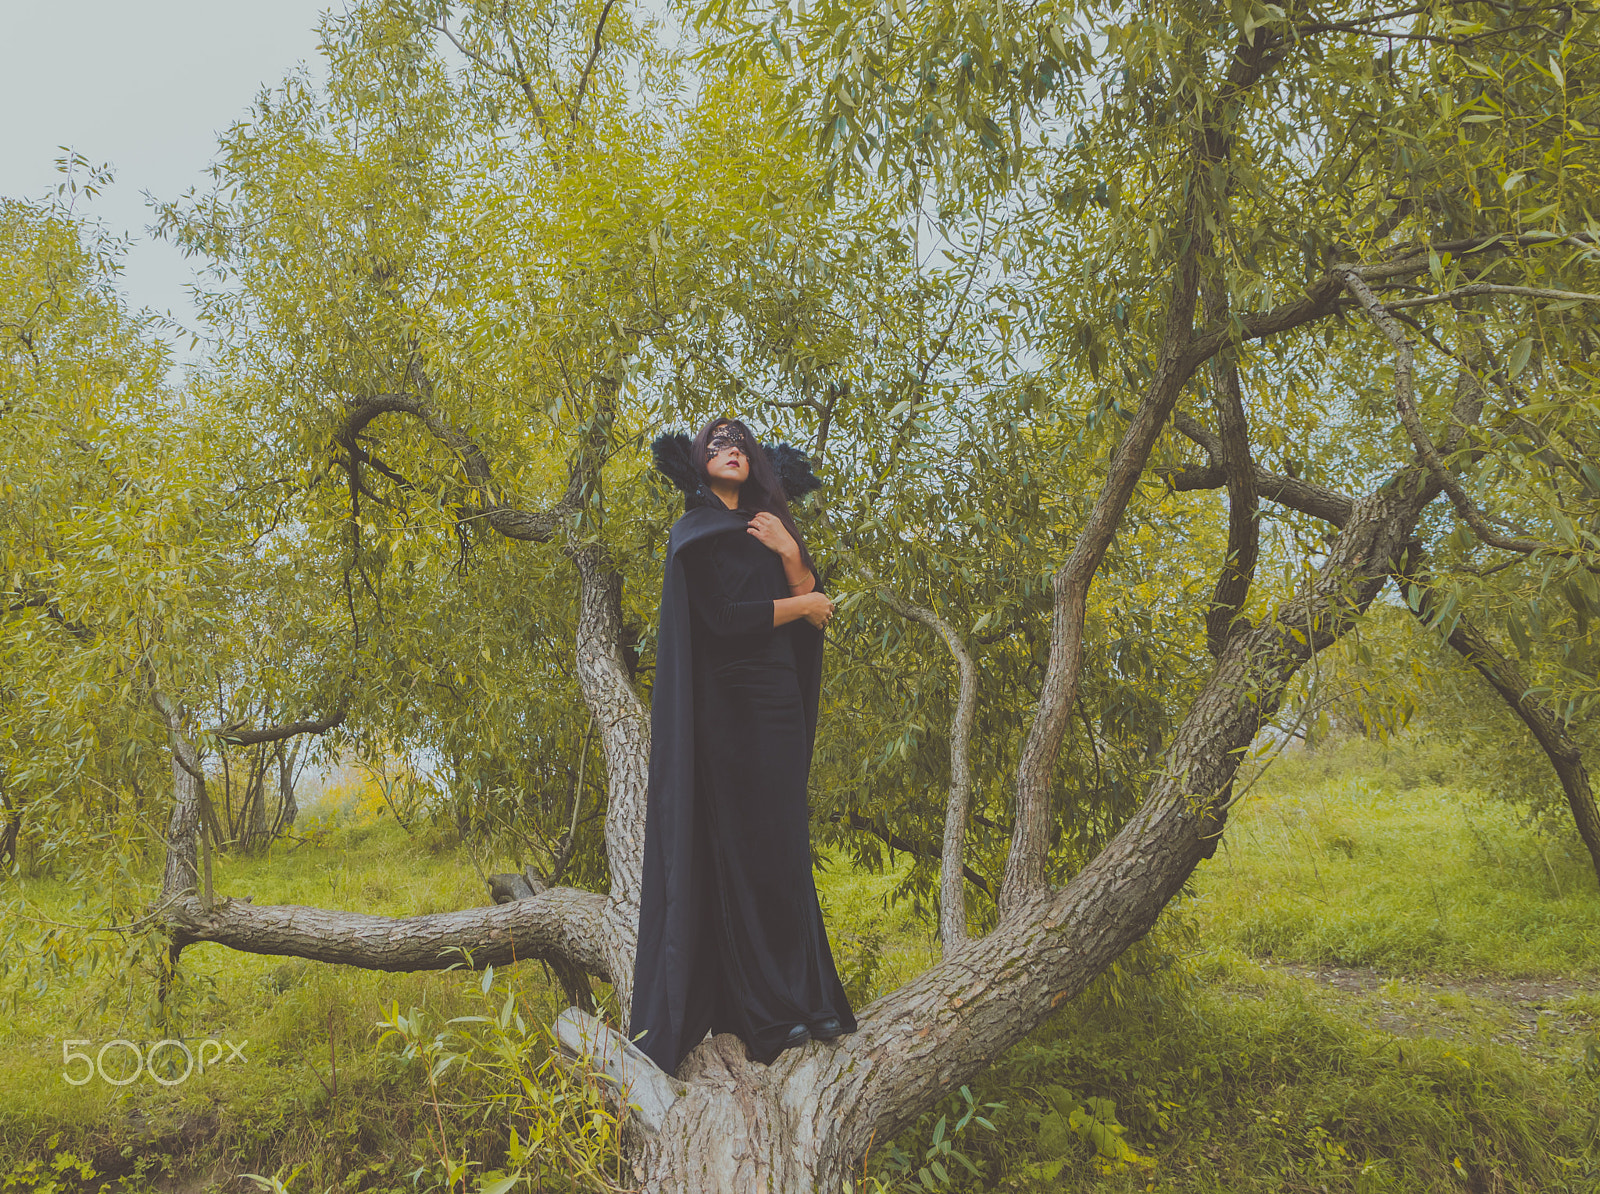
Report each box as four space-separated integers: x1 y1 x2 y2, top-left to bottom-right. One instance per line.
1190 738 1600 977
0 819 583 1192
926 952 1599 1194
3 735 1599 1192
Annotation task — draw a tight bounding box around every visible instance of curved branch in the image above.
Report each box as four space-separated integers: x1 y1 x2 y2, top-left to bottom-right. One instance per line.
1200 284 1259 657
217 700 349 747
1183 231 1596 370
781 469 1442 1183
342 392 578 541
1398 562 1600 887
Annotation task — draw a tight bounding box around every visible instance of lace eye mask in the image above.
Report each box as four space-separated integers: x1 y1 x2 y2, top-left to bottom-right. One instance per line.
707 425 751 457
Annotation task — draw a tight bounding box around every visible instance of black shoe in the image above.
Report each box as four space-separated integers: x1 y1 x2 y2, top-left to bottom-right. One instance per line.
778 1023 811 1052
811 1016 845 1041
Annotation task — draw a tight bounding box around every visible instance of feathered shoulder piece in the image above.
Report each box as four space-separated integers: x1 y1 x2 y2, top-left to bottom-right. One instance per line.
651 433 713 508
765 442 823 502
651 432 822 508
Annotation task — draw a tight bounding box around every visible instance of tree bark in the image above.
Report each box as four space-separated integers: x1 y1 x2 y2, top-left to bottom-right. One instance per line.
155 691 207 906
1199 283 1260 658
167 884 614 975
244 746 270 855
568 540 650 1011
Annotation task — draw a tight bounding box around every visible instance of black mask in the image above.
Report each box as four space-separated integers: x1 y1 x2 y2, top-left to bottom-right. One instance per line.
707 425 751 457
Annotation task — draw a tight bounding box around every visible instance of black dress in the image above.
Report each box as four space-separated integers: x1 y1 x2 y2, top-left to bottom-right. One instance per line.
628 507 856 1073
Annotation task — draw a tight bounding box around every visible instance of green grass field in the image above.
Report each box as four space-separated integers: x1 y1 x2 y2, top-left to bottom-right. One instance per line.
3 737 1598 1192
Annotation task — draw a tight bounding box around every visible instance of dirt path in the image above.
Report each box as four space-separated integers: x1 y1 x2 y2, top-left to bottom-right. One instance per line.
1253 960 1600 1061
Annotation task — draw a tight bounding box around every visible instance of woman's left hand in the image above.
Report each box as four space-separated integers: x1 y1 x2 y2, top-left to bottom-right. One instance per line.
747 511 798 561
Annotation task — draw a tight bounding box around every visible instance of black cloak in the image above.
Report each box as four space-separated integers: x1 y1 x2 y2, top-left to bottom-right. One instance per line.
628 436 856 1074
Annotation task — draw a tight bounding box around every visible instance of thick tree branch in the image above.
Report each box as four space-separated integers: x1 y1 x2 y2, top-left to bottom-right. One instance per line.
1000 236 1200 913
1183 231 1595 370
217 699 349 747
875 588 980 951
166 885 613 978
154 690 210 907
1200 284 1260 657
999 27 1290 912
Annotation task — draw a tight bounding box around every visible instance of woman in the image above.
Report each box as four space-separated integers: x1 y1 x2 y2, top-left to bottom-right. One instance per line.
629 417 857 1074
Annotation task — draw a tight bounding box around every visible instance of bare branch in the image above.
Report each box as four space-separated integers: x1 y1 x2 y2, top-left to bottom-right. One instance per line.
875 588 980 952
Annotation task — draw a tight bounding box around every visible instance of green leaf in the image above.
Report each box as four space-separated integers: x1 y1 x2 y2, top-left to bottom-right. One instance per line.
1508 338 1534 378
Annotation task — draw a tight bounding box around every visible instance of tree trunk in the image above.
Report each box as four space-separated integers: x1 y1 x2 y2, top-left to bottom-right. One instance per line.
160 465 1435 1191
155 692 207 905
244 747 270 854
0 786 19 869
276 739 301 834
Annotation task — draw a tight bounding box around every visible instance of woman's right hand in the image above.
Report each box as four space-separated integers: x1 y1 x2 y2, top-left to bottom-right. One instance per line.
801 591 835 629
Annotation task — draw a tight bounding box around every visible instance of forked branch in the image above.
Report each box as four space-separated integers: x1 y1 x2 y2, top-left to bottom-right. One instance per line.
342 392 582 542
1337 269 1547 555
1168 410 1356 527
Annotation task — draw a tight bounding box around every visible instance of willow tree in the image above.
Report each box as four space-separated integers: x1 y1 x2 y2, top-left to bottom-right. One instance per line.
43 0 1600 1187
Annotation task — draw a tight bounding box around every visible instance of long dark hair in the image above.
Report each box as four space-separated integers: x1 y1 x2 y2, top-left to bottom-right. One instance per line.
691 417 816 578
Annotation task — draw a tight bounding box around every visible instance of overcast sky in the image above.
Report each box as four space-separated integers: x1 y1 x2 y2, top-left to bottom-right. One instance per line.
1 1 333 356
